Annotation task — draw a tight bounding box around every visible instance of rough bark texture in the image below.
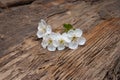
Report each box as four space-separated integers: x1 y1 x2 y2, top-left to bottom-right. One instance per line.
0 0 120 80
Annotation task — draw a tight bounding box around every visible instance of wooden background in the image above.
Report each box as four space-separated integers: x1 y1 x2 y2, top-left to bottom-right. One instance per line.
0 0 120 80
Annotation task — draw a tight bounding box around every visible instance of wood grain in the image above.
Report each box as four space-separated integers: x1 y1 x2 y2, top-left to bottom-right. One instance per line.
0 0 120 80
0 18 120 80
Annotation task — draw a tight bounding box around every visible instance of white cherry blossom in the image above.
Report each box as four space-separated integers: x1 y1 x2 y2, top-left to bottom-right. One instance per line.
56 33 71 50
67 29 86 49
37 19 52 38
41 33 58 51
36 19 86 51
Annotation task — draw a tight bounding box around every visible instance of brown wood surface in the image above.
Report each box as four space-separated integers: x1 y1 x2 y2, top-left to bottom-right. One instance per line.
0 0 120 80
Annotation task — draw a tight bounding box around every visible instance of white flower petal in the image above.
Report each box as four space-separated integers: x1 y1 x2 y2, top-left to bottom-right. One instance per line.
78 37 86 45
50 32 58 40
75 29 83 37
53 40 59 47
46 25 52 34
58 45 65 50
43 35 50 41
68 29 74 37
65 43 69 47
41 19 47 27
38 24 44 31
41 40 48 49
62 33 71 43
47 44 56 51
68 42 78 49
36 31 44 38
62 33 67 36
64 37 71 43
38 19 47 31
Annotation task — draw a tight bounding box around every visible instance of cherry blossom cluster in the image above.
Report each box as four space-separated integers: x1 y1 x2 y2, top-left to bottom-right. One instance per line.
37 19 86 51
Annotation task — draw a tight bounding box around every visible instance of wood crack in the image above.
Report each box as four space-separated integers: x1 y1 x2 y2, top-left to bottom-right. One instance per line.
0 0 36 9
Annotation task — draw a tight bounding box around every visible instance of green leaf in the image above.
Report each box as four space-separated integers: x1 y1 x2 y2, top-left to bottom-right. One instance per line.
63 24 73 32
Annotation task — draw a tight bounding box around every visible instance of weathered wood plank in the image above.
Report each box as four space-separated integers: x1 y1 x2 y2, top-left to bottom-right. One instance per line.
0 0 35 8
1 0 119 56
0 0 120 80
0 18 120 80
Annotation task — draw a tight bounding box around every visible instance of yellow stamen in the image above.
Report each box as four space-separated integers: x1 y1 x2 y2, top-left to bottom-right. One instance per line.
42 28 46 33
59 39 64 44
48 39 52 44
72 36 77 41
